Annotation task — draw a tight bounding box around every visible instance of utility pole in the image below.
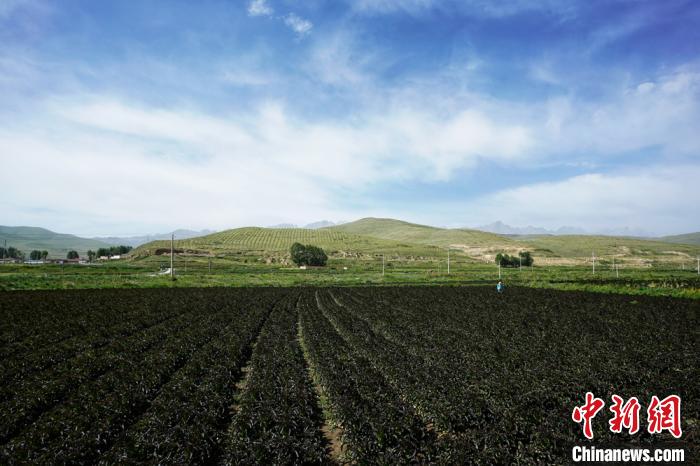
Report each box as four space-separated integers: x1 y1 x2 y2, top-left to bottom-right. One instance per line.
170 234 175 281
447 249 450 275
498 261 501 280
697 256 699 276
519 253 522 271
592 251 596 274
382 254 385 277
209 257 212 273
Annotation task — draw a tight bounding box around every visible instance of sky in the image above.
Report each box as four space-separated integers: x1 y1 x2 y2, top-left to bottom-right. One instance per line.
1 0 699 236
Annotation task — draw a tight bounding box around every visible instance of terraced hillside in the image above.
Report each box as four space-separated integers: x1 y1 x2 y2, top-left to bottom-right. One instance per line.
131 218 700 265
132 227 448 260
327 218 531 261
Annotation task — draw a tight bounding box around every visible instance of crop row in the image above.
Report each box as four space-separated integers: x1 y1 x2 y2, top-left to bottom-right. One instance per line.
97 291 280 465
299 290 435 463
0 302 184 402
330 286 699 463
219 292 328 464
0 308 203 444
0 289 176 361
1 289 286 465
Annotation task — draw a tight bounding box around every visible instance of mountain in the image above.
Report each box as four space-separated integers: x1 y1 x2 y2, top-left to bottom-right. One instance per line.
328 218 518 248
659 232 700 246
476 221 554 235
476 221 656 237
268 221 337 229
304 220 336 229
132 225 447 260
0 226 112 258
93 229 215 247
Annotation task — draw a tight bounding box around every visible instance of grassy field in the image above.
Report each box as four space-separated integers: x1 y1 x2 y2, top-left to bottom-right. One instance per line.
1 255 699 298
3 218 699 297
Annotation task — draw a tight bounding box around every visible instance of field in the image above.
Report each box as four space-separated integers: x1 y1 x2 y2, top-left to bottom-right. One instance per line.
2 256 700 300
1 286 697 464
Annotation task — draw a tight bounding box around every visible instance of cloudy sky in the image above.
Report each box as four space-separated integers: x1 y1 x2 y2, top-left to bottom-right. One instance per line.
1 0 699 236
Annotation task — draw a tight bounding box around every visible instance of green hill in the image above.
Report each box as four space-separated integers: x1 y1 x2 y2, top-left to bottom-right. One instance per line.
659 232 700 246
328 217 521 247
132 226 448 261
327 218 534 259
512 234 700 264
0 226 112 259
131 218 700 266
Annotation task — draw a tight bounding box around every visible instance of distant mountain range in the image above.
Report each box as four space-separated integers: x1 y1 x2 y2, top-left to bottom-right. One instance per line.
268 220 338 229
92 229 216 247
475 221 654 238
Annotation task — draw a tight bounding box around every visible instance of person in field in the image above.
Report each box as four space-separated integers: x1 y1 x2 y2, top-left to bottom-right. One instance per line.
496 281 504 293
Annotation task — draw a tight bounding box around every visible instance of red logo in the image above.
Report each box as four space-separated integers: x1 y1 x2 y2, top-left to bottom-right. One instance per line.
572 393 682 439
572 392 606 439
647 395 682 438
609 395 641 435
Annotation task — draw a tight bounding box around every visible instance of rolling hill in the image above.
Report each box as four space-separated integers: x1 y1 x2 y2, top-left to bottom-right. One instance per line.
131 226 450 261
0 226 112 258
659 232 700 246
129 218 700 265
510 234 700 265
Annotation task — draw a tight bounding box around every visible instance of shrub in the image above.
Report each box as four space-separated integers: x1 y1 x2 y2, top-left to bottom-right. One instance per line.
496 251 534 267
290 243 328 266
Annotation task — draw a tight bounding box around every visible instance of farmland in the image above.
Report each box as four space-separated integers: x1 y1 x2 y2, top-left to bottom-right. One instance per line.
1 286 696 464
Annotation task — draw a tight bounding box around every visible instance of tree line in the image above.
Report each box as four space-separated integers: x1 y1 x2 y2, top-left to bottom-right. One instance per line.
1 245 132 261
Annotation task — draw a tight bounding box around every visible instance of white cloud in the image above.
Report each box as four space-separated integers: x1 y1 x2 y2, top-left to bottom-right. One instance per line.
537 66 700 157
350 0 578 18
247 0 273 17
455 166 700 235
283 13 312 36
0 95 535 234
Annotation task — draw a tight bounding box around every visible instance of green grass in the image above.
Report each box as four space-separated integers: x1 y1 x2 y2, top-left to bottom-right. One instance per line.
2 256 698 298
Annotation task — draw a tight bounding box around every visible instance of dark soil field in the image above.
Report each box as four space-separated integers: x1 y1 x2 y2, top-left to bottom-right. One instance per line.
1 286 697 464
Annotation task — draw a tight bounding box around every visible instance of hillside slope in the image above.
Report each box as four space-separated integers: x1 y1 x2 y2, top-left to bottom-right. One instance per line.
659 232 700 246
512 234 700 264
327 218 533 260
0 226 112 258
132 226 448 260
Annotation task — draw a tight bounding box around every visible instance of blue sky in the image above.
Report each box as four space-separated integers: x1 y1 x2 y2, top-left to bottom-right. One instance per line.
1 0 699 236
